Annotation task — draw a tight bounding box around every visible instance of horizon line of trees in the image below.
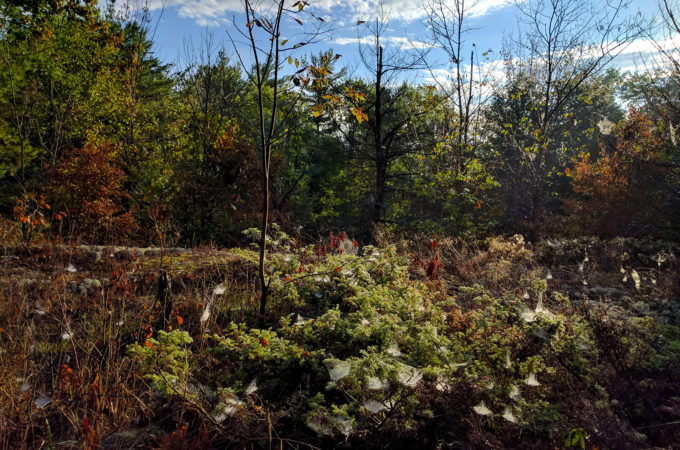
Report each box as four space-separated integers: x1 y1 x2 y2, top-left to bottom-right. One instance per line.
1 0 679 246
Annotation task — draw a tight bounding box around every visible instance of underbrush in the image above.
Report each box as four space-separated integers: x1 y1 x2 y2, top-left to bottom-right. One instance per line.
0 234 678 448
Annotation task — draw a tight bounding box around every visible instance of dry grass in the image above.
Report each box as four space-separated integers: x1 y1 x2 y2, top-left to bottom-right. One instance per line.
0 241 258 449
0 234 678 448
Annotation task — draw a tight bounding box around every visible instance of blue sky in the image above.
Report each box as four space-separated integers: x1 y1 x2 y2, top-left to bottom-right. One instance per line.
111 0 673 83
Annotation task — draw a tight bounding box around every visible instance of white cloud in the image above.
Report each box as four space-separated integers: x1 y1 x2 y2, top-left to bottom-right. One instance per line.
100 0 239 26
343 0 519 22
575 36 680 73
569 36 680 62
467 0 519 19
113 0 518 27
335 35 433 50
335 36 372 46
194 17 230 27
422 59 503 104
422 35 680 84
167 0 242 24
620 36 680 56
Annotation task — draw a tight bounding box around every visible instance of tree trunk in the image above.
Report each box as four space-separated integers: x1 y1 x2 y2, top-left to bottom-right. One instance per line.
157 269 172 329
372 46 385 225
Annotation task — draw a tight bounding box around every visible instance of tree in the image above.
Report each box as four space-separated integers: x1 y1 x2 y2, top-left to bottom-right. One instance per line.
0 0 173 226
511 0 641 131
424 0 494 155
567 108 669 237
615 0 680 238
484 69 623 234
344 80 441 230
47 142 138 242
231 0 332 328
0 1 124 214
416 0 499 236
485 0 642 233
623 0 680 125
170 38 250 244
330 11 443 235
101 9 175 241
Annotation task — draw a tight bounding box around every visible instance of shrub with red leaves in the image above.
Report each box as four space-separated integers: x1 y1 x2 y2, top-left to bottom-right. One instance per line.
47 142 138 243
566 109 667 237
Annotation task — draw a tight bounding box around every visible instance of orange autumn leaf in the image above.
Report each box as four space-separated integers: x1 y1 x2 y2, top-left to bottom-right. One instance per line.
91 374 101 394
176 315 184 325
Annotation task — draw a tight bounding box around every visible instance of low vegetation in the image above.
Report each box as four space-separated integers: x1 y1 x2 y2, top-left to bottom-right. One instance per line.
1 232 678 448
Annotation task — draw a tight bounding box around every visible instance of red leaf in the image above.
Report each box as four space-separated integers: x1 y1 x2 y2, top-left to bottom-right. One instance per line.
426 257 440 280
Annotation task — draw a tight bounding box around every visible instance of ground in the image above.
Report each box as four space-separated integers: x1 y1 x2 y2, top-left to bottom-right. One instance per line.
1 234 679 449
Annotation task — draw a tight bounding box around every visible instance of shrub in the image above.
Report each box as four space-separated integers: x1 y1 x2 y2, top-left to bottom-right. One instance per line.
47 142 138 243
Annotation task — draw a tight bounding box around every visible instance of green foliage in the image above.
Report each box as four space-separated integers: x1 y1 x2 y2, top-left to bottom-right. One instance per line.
129 330 194 396
124 242 633 443
483 70 623 235
206 323 325 399
565 427 588 449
